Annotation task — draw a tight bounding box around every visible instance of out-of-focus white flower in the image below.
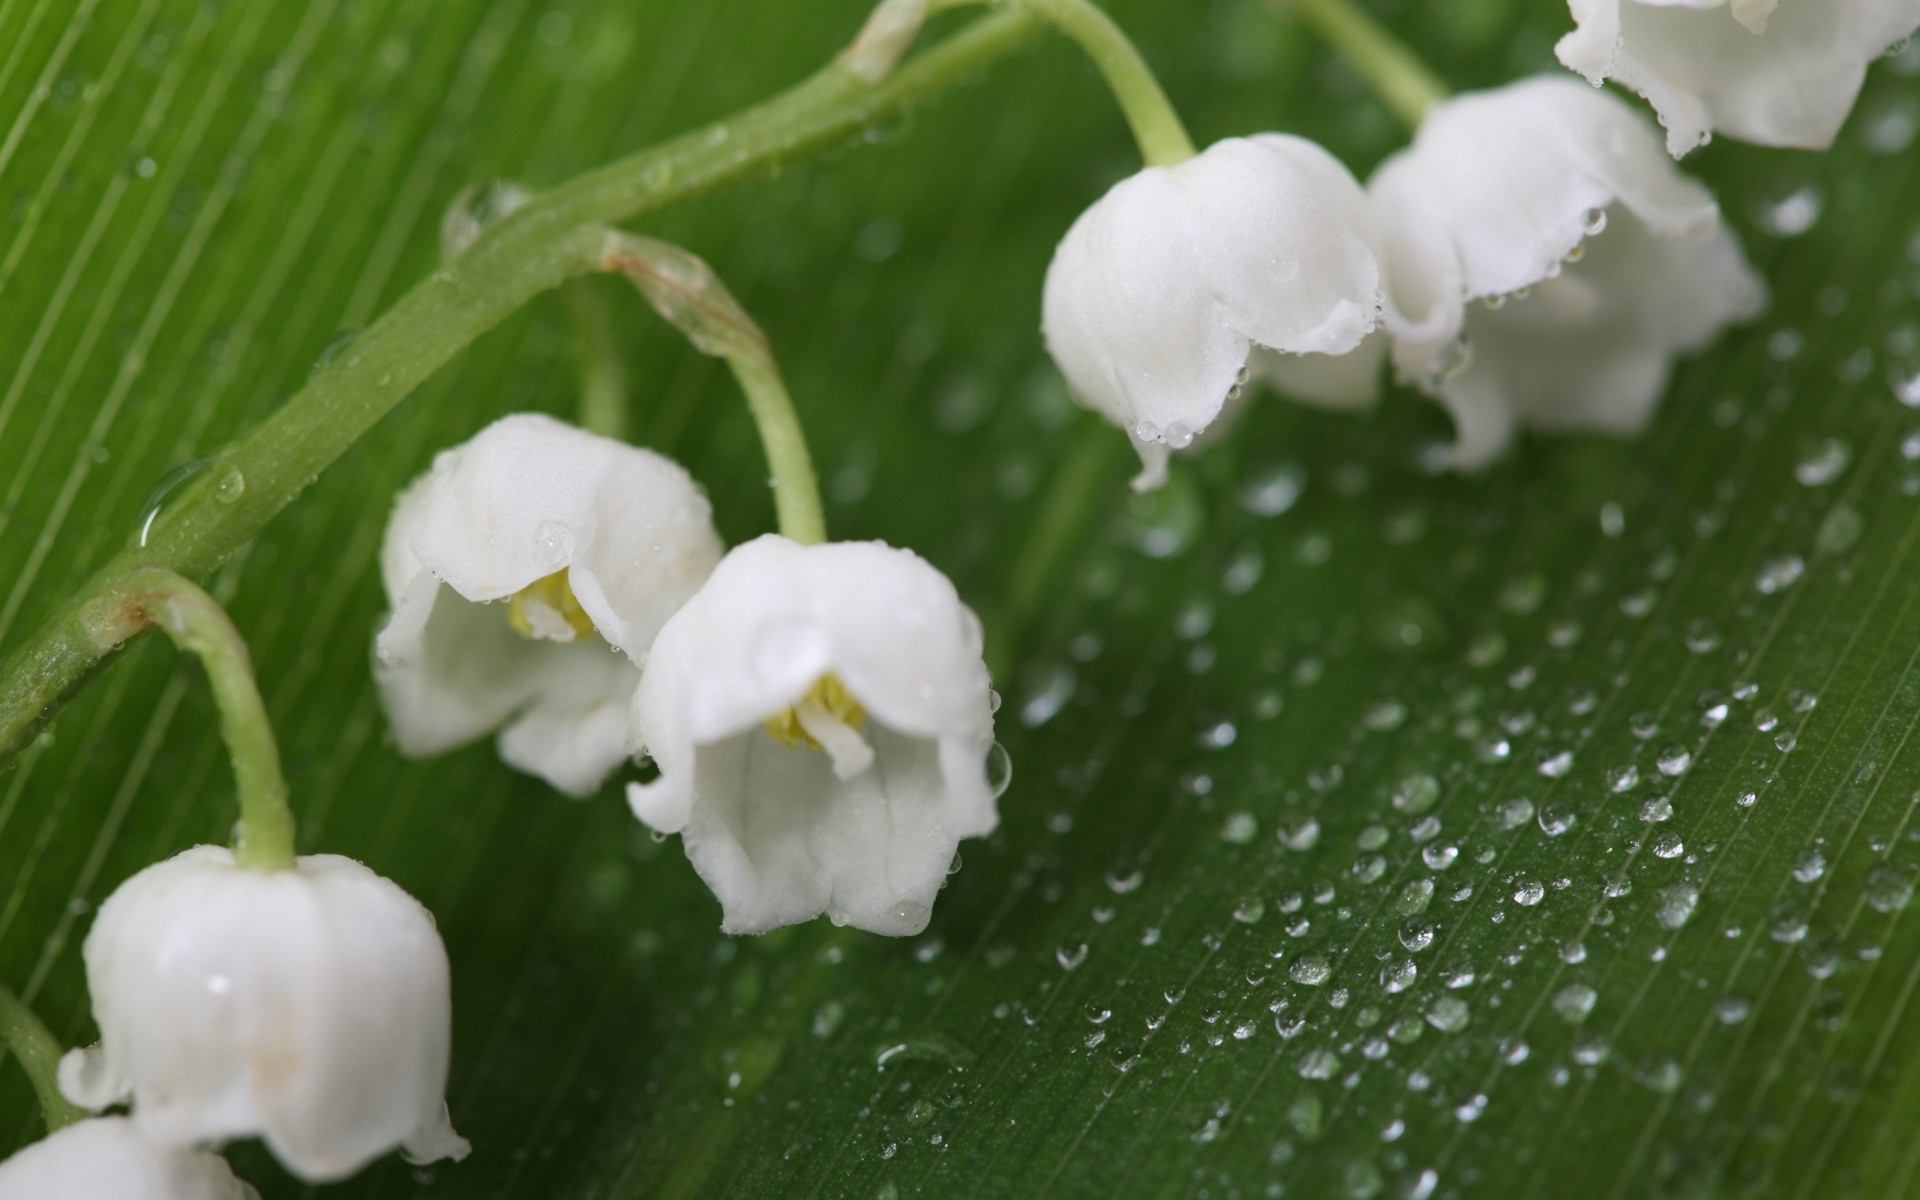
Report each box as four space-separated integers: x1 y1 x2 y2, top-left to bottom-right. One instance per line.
0 1117 257 1200
59 847 469 1184
1557 0 1920 156
1041 135 1384 489
627 535 999 937
375 412 723 796
1368 76 1766 467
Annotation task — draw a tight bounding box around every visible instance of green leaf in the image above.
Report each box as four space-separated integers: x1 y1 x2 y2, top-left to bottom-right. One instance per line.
4 0 1920 1196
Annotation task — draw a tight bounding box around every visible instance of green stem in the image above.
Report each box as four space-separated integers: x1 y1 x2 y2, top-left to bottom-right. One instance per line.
930 0 1194 165
0 984 85 1133
1285 0 1447 130
727 354 827 546
602 231 828 546
119 569 297 871
0 10 1045 768
563 280 630 442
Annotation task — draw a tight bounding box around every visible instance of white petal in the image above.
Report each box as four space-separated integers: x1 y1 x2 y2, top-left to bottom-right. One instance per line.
1371 77 1716 306
383 413 721 655
1438 210 1765 467
1558 0 1920 155
627 536 997 936
495 642 642 798
0 1118 258 1200
1251 336 1388 412
68 847 467 1184
1042 136 1382 486
1368 76 1764 465
374 412 720 793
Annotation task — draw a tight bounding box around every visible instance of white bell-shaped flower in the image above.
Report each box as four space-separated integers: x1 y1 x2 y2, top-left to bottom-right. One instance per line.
58 847 469 1184
1369 76 1766 467
0 1118 257 1200
1557 0 1920 156
1041 135 1384 490
627 535 999 937
375 412 724 796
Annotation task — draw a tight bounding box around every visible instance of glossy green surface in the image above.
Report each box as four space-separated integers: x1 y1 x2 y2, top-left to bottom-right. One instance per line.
2 1 1918 1196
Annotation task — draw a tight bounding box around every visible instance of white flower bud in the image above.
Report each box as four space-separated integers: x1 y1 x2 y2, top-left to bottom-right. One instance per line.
1369 77 1765 467
59 847 469 1184
1557 0 1920 156
375 412 724 796
627 536 999 937
1041 135 1384 489
0 1118 256 1200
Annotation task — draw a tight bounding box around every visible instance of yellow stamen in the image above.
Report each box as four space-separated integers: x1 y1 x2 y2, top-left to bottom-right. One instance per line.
506 570 596 642
764 674 866 750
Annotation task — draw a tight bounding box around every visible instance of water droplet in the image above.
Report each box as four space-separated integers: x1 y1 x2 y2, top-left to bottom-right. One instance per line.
213 469 245 504
984 742 1013 799
1056 943 1088 971
1607 764 1640 793
1105 867 1143 895
1277 817 1321 851
1650 831 1685 859
1290 954 1332 986
1755 554 1806 594
1553 983 1598 1024
135 457 212 546
1380 959 1417 993
1397 878 1435 916
1219 812 1258 844
1656 882 1699 929
1297 1048 1340 1079
1792 850 1828 883
1538 804 1577 837
1536 748 1574 778
1795 438 1852 487
1392 773 1441 815
440 179 532 259
1240 462 1305 516
1751 182 1823 237
1425 995 1469 1033
1512 875 1546 906
1656 744 1692 777
1495 797 1536 830
1713 994 1751 1024
309 329 360 377
1865 866 1914 912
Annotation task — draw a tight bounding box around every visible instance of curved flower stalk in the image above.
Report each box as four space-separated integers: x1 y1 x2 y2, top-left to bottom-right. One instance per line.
375 412 724 796
1042 134 1385 489
1368 76 1766 467
0 1117 258 1200
627 535 1001 937
1557 0 1920 156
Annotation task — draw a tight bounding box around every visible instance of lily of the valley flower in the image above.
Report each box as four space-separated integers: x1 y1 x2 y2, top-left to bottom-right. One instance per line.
375 412 723 796
1369 76 1766 467
1557 0 1920 156
1041 135 1384 490
627 535 1000 937
0 1117 257 1200
59 847 469 1184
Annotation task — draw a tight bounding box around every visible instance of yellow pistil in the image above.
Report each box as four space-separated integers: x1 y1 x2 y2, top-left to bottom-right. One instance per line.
764 674 866 750
506 570 596 642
